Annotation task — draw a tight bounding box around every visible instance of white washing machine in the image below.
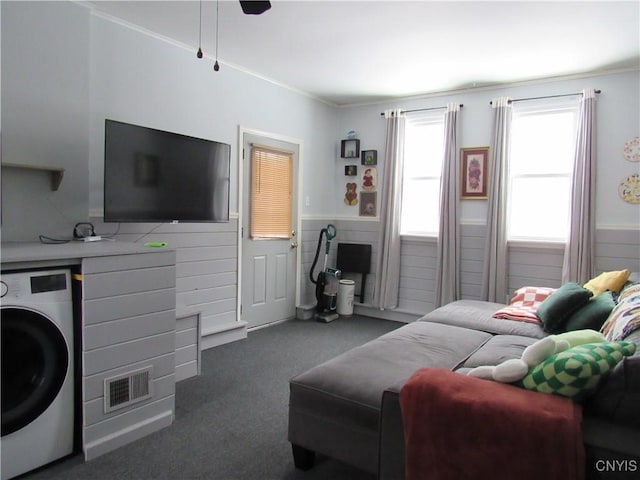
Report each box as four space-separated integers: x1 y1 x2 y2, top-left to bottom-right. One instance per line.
1 269 75 480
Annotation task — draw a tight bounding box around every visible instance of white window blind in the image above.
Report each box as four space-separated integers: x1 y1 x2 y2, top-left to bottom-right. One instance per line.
250 146 293 239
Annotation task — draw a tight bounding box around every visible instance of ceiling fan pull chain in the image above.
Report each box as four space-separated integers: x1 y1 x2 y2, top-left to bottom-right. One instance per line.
214 0 220 71
196 0 203 58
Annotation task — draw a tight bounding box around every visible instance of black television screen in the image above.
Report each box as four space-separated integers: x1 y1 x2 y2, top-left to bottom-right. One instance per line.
104 119 230 223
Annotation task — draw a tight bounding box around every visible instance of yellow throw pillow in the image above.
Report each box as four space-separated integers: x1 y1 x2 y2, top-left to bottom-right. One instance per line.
583 269 630 296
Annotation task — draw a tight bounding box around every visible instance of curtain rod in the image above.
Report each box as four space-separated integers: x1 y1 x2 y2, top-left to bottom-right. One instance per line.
379 104 464 116
489 89 601 105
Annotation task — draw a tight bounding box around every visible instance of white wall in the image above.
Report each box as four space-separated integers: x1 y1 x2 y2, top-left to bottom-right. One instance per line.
87 11 338 221
1 1 91 242
1 1 338 244
335 70 640 228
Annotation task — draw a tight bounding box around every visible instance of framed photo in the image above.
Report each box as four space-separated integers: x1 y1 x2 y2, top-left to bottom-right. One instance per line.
361 150 377 166
359 192 377 217
361 167 376 191
345 165 358 176
460 147 489 199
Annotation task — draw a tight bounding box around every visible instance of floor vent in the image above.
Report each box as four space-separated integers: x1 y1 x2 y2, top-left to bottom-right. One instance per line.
104 366 153 413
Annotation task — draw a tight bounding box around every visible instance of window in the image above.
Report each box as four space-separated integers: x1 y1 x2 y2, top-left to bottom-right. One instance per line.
400 112 445 236
508 100 579 242
250 146 292 239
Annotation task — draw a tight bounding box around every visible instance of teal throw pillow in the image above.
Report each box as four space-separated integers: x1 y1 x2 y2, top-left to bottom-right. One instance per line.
536 282 593 333
515 341 637 401
564 291 616 332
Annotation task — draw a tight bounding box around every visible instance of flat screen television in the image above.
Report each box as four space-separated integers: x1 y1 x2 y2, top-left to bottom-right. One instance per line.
103 119 230 223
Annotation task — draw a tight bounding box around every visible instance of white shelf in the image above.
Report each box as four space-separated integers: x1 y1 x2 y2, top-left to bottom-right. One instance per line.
2 162 65 191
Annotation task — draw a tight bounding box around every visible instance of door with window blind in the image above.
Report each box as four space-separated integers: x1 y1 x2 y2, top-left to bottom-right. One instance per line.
241 133 299 328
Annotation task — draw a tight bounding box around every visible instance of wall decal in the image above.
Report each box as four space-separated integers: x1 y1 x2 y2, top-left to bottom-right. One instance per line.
619 173 640 204
361 167 377 192
623 137 639 162
344 182 358 206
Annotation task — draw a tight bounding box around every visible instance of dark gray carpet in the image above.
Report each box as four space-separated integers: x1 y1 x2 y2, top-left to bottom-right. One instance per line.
24 316 404 480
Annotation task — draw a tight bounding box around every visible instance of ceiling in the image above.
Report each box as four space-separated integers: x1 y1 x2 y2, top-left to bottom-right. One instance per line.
85 0 640 106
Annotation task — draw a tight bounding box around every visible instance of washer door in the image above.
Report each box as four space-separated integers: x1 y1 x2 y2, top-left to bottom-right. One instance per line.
1 307 69 436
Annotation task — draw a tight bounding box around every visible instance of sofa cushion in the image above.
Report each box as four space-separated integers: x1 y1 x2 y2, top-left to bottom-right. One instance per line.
289 321 492 435
564 291 616 332
516 341 637 401
459 335 537 369
586 330 640 428
536 282 593 333
583 269 630 297
601 284 640 341
421 300 547 338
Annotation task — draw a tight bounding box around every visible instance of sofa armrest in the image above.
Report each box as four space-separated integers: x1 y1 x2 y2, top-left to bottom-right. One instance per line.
378 381 406 480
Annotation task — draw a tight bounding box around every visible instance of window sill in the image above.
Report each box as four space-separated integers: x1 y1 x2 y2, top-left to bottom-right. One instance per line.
400 234 437 243
508 239 565 250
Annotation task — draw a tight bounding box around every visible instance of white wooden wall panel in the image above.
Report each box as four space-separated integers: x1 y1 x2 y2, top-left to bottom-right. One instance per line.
82 250 176 274
84 396 175 447
83 310 176 350
91 218 241 340
322 221 639 319
82 266 176 299
83 331 175 376
84 289 176 325
84 374 175 426
81 251 176 460
83 353 175 402
595 229 640 273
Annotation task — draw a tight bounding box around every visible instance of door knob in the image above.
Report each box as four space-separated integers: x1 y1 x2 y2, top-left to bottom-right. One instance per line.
290 242 299 249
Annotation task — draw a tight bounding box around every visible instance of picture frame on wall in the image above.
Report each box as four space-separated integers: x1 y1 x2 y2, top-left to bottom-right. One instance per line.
460 147 489 199
359 192 377 217
361 150 377 166
345 165 358 176
361 167 376 191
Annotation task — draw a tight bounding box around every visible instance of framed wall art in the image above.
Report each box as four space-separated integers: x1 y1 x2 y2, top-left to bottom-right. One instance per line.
359 192 377 217
361 150 377 166
460 147 489 199
361 167 376 191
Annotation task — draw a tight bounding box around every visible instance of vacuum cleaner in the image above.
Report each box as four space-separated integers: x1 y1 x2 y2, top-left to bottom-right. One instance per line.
309 224 341 322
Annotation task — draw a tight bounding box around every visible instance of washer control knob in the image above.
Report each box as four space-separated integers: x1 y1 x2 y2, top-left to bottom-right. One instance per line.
0 281 7 297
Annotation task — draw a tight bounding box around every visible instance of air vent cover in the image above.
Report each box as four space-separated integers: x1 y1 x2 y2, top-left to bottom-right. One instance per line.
104 366 153 413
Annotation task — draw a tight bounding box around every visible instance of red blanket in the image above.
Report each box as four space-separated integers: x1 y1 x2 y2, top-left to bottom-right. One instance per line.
400 368 584 480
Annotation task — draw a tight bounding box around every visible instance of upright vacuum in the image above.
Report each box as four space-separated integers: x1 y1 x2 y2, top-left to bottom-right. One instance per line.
309 224 341 322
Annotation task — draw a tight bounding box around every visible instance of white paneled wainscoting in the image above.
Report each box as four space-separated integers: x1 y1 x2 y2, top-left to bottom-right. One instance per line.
302 218 640 321
91 217 245 350
93 216 638 347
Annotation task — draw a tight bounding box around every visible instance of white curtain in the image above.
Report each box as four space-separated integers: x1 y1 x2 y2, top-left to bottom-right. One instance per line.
434 103 460 307
562 88 597 283
481 97 512 303
375 109 406 309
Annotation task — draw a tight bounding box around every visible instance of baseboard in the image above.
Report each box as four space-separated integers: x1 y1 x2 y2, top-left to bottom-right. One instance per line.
201 321 247 350
353 304 421 323
83 408 174 461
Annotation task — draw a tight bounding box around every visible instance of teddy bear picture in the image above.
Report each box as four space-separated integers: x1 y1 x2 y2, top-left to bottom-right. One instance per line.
344 182 358 206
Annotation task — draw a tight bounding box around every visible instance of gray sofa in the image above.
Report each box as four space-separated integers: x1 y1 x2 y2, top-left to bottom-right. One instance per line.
288 299 640 479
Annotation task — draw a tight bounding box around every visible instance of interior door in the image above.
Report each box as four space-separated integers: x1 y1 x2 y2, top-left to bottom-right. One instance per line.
241 132 299 328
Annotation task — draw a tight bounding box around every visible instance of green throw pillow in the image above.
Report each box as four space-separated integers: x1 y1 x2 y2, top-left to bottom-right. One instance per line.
515 341 637 401
553 329 605 348
536 282 593 333
564 291 616 332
